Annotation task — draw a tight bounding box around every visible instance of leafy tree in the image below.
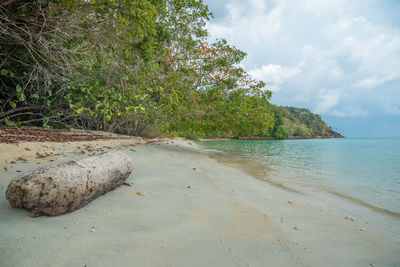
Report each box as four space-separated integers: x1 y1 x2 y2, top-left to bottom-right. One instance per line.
274 125 287 139
1 0 339 139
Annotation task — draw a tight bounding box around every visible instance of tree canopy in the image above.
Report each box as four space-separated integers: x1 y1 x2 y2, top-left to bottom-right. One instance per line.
0 0 337 139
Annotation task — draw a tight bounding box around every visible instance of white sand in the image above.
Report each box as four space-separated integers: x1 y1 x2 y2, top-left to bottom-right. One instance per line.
0 139 399 266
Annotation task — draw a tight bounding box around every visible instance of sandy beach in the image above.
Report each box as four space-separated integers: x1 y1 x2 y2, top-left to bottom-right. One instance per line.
0 138 399 267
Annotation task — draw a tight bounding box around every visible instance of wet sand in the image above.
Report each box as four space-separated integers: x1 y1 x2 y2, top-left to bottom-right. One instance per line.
0 139 399 266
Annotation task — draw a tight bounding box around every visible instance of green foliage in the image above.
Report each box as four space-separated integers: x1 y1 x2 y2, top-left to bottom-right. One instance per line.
274 125 287 139
0 0 337 139
270 105 337 138
4 118 14 127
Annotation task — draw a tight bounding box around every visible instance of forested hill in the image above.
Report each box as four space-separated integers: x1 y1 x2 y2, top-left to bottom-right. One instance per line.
269 105 343 139
0 0 342 140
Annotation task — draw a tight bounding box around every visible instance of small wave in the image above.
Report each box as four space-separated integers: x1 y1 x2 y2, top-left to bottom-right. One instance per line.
198 148 226 154
205 151 302 194
327 191 400 219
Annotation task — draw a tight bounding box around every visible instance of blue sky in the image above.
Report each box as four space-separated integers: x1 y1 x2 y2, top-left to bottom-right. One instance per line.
203 0 400 137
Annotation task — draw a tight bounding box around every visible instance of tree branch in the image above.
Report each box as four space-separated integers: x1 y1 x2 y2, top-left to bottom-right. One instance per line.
0 106 44 119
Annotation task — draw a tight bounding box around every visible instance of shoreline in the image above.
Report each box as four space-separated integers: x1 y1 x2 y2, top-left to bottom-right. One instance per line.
198 143 400 233
197 139 400 238
0 138 399 266
197 135 345 141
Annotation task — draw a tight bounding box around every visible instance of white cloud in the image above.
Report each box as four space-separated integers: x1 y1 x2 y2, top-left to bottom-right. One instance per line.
330 107 368 117
353 77 380 88
305 0 346 16
352 75 398 89
249 64 301 91
206 0 284 44
324 16 400 85
315 89 340 114
204 0 400 120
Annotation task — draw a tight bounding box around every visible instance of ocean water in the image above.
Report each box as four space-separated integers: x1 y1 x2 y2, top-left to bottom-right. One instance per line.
197 138 400 218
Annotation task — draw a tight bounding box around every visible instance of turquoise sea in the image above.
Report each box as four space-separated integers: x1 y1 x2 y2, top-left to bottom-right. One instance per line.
198 138 400 220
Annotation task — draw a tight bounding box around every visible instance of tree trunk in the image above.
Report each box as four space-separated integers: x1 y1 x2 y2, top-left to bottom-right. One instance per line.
6 151 133 216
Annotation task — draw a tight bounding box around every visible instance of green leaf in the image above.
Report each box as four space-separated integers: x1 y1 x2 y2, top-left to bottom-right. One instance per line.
16 84 22 92
9 101 17 109
17 92 25 102
134 106 145 112
1 69 9 75
5 118 14 127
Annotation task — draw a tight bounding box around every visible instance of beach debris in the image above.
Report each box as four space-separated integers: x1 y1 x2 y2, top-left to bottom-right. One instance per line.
24 147 31 151
122 182 132 187
280 217 284 223
345 216 356 222
192 168 196 170
35 152 47 159
137 191 145 196
287 201 293 205
91 226 96 232
86 148 95 153
16 170 22 172
293 227 299 231
359 228 364 232
6 152 133 216
16 157 28 163
187 186 191 189
4 167 7 172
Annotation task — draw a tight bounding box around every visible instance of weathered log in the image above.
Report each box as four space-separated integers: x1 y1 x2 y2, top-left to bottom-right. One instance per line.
6 151 133 216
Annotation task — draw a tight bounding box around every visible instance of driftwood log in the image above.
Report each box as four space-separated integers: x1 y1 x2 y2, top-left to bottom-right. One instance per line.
6 151 133 216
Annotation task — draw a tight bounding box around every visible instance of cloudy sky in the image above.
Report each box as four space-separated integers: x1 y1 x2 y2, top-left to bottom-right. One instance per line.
203 0 400 137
